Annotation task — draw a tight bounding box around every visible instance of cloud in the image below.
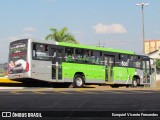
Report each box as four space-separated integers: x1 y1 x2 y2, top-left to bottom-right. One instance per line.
24 27 36 32
93 23 127 34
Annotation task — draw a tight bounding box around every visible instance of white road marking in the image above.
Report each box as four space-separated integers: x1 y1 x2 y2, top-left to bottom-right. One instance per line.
0 87 24 90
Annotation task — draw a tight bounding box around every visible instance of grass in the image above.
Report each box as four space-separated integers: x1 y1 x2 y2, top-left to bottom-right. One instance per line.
0 74 5 77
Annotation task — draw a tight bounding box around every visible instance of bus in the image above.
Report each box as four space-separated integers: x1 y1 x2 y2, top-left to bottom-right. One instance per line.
8 38 151 87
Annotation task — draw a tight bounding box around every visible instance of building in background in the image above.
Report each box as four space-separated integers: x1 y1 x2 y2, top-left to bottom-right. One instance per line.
145 40 160 81
145 40 160 54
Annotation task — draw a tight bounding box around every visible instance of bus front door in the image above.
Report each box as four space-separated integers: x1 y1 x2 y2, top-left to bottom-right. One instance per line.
104 55 114 83
150 64 156 87
142 60 151 85
51 48 63 81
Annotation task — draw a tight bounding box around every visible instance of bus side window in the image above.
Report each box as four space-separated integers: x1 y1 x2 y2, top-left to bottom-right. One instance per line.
33 44 36 58
83 50 90 63
90 51 102 64
65 47 74 62
32 43 50 61
45 45 49 56
75 49 83 62
136 56 142 68
120 54 129 67
130 56 137 68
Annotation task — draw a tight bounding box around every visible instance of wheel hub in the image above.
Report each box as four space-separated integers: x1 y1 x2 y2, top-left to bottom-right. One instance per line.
76 78 83 86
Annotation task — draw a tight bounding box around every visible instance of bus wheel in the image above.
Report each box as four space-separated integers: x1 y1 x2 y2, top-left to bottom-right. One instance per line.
126 85 130 88
73 75 84 88
132 78 138 87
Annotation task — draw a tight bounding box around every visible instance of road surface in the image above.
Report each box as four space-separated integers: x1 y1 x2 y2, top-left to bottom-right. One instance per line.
0 87 160 120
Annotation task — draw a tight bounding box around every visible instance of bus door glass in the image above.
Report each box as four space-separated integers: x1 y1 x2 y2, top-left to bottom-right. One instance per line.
142 59 151 84
51 48 56 79
57 49 63 79
104 55 114 82
150 59 156 87
51 47 63 80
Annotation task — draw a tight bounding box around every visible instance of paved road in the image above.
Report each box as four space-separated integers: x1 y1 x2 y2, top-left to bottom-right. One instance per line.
0 88 160 120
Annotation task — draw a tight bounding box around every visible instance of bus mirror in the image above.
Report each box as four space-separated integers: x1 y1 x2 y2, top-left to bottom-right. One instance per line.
151 68 155 74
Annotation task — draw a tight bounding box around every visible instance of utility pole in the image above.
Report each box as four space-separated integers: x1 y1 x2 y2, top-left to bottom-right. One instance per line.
136 2 149 54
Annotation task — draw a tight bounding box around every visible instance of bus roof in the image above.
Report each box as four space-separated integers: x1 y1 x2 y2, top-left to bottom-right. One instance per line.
57 42 135 54
11 39 135 54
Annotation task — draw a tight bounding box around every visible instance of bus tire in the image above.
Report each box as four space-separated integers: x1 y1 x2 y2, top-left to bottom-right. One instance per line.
132 78 138 87
126 85 130 88
73 75 85 88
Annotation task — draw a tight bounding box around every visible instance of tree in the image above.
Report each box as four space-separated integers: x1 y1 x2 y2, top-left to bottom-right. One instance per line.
45 27 79 44
155 59 160 69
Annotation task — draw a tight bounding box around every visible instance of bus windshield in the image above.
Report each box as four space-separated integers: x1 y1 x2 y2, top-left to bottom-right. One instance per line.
8 39 28 74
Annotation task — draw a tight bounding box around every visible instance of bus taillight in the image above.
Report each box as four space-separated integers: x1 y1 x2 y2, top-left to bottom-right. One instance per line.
26 62 29 72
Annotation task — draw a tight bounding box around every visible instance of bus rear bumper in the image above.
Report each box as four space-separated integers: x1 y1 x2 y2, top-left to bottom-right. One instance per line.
8 72 30 80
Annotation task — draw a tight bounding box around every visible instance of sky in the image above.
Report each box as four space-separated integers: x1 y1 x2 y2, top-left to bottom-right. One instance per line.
0 0 160 63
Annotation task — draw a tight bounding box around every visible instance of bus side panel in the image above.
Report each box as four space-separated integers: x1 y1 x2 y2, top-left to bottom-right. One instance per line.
62 63 105 83
113 67 135 84
31 60 51 82
29 40 52 82
128 68 136 84
135 69 143 85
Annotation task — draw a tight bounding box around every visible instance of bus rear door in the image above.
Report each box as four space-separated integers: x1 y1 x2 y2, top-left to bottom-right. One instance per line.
50 47 63 81
104 55 114 83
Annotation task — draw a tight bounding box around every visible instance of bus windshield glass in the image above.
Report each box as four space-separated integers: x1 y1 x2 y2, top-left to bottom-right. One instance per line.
8 39 28 74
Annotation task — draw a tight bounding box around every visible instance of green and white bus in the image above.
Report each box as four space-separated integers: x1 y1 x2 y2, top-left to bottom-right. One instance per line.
8 38 151 87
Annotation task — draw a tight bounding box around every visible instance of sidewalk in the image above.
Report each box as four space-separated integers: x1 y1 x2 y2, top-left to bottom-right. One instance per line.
156 81 160 88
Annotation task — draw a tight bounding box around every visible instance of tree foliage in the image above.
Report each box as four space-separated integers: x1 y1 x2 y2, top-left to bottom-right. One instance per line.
45 27 79 44
155 59 160 69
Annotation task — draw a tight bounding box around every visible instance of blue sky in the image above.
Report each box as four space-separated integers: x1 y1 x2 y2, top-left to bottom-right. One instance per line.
0 0 160 62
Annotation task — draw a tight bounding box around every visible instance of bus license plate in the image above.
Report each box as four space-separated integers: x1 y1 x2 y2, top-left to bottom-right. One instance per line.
14 75 20 78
